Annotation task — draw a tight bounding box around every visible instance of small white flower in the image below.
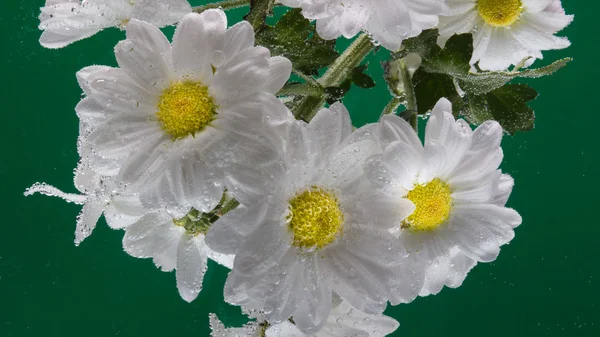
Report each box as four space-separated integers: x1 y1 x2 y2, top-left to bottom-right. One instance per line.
206 103 418 334
281 0 448 51
24 160 143 246
122 208 234 302
39 0 192 49
364 98 522 297
438 0 573 70
209 299 399 337
266 299 399 337
209 313 263 337
77 10 292 217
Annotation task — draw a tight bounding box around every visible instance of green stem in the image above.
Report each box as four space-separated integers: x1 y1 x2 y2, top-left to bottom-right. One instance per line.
318 33 374 87
398 58 418 131
192 0 250 13
246 0 274 31
278 82 323 97
219 198 240 216
381 96 403 117
293 96 326 122
292 68 319 87
294 33 375 121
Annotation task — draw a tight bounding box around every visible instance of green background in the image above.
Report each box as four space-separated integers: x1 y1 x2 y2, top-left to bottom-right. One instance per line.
1 0 596 336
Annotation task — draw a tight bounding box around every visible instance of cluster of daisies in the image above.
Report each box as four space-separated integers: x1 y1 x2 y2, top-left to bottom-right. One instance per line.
28 0 572 336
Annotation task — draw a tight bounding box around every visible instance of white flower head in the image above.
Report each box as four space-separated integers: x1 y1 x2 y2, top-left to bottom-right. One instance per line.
24 158 143 246
206 103 419 334
266 299 400 337
438 0 574 70
39 0 193 49
281 0 448 51
209 299 399 337
364 98 522 297
77 10 293 218
122 208 234 302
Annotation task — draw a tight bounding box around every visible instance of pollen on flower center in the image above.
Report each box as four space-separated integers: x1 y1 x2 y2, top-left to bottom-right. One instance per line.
403 178 452 232
156 81 217 140
287 186 344 249
477 0 523 27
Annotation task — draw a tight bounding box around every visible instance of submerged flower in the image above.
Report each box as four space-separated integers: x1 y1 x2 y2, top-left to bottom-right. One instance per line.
438 0 573 70
364 98 521 297
39 0 192 49
280 0 448 51
209 299 399 337
122 208 234 302
206 103 418 334
24 160 143 246
77 10 292 217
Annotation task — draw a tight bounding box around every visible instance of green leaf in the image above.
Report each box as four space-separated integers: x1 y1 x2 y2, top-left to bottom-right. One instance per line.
255 9 338 76
421 34 572 94
392 29 440 61
351 64 376 88
462 84 538 134
412 69 461 115
324 80 352 105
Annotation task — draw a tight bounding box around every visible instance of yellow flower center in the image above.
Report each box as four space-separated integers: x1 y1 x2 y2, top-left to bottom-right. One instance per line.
288 187 344 249
156 81 217 140
403 179 452 232
477 0 523 27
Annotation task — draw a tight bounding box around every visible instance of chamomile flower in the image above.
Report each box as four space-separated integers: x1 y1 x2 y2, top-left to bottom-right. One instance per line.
438 0 573 70
266 299 400 337
364 98 522 297
78 10 292 217
24 160 143 246
209 299 399 337
280 0 448 51
206 103 419 334
122 208 234 302
39 0 192 49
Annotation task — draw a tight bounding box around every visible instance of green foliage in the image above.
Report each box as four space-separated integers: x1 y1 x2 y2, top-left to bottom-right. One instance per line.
324 64 376 104
399 32 570 133
460 84 538 135
255 9 339 76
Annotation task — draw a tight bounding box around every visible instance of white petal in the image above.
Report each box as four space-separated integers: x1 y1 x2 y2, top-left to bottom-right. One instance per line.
222 21 255 63
366 0 412 51
74 199 105 246
233 221 291 276
293 255 332 334
382 140 422 189
263 56 292 94
308 103 353 166
122 212 173 258
176 234 209 302
171 13 215 83
211 46 272 105
116 19 172 93
131 0 192 27
378 114 422 153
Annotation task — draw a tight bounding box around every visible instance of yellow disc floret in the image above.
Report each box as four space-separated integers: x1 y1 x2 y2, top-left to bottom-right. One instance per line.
288 186 344 249
156 81 217 140
477 0 523 27
403 179 452 232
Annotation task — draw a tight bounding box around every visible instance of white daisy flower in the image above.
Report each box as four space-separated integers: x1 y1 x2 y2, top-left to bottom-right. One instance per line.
438 0 574 70
209 299 399 337
364 98 522 297
280 0 448 51
24 160 144 246
122 208 234 302
206 103 419 334
79 10 293 217
38 0 192 49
